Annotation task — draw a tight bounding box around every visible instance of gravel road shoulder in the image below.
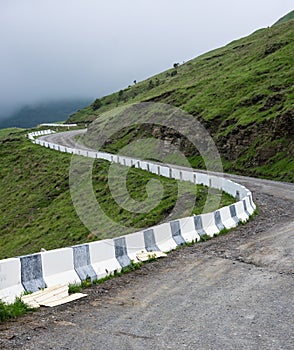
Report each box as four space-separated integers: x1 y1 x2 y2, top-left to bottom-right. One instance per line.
0 178 293 350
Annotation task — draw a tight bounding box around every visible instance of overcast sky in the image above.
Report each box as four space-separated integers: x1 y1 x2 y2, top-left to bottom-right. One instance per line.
0 0 293 118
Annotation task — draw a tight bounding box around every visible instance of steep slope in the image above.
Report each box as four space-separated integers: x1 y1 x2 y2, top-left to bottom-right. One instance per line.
68 20 294 182
0 129 233 259
274 10 294 26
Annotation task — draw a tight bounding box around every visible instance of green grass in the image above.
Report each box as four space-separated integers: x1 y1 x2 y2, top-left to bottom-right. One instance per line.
0 298 34 323
0 127 24 140
67 20 294 182
274 10 294 26
0 130 234 259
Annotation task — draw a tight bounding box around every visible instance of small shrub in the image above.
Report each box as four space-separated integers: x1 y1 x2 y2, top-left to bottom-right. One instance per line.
81 276 92 288
92 98 102 111
185 240 196 247
121 260 143 274
215 227 230 237
0 298 34 323
170 70 178 77
200 234 211 242
68 283 82 294
92 274 114 285
148 80 154 89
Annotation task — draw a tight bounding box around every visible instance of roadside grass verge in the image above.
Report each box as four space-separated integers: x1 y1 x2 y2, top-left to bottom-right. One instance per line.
0 210 258 322
68 260 145 294
68 209 259 293
0 298 35 323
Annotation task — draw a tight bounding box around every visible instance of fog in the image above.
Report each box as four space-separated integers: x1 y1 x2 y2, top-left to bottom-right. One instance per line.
0 0 293 118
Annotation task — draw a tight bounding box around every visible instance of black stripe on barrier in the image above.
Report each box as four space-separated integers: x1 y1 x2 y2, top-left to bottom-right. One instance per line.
20 254 47 292
170 220 185 246
114 237 131 268
72 245 97 282
242 199 250 217
248 195 255 211
229 204 239 225
214 211 225 231
193 215 206 236
143 229 160 252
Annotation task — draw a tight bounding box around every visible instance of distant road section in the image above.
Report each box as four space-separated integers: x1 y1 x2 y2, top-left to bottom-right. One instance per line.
39 129 294 202
39 129 90 150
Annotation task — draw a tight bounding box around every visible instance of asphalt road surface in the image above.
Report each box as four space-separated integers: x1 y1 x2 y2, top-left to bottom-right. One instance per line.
1 130 293 350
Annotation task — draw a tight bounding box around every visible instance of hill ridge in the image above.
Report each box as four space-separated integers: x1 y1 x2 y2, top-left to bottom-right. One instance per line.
68 20 294 182
273 10 294 26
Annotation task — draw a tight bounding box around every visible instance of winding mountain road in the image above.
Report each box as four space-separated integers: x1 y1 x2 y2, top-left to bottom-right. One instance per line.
1 130 293 350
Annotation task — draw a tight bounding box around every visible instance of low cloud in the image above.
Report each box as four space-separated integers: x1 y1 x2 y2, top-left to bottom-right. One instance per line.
0 0 293 118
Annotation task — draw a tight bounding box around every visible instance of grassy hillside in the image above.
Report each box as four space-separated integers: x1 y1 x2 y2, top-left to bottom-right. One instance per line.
0 129 233 259
68 20 294 182
274 10 294 26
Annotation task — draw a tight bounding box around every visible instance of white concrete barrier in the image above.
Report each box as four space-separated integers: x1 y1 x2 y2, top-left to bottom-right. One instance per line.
124 157 133 167
41 248 80 287
178 217 200 243
135 161 147 171
218 206 239 229
244 196 255 215
27 129 55 140
201 212 220 237
148 163 158 175
104 153 116 162
159 165 170 178
171 168 182 181
222 179 248 199
88 151 97 158
196 173 210 187
0 258 24 304
209 176 224 191
124 231 146 262
153 223 178 252
39 123 77 127
89 240 122 279
235 200 250 222
182 170 194 183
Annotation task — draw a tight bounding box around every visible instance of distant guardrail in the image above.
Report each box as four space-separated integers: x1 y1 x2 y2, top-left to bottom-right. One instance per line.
38 123 78 128
27 129 55 140
0 133 256 303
